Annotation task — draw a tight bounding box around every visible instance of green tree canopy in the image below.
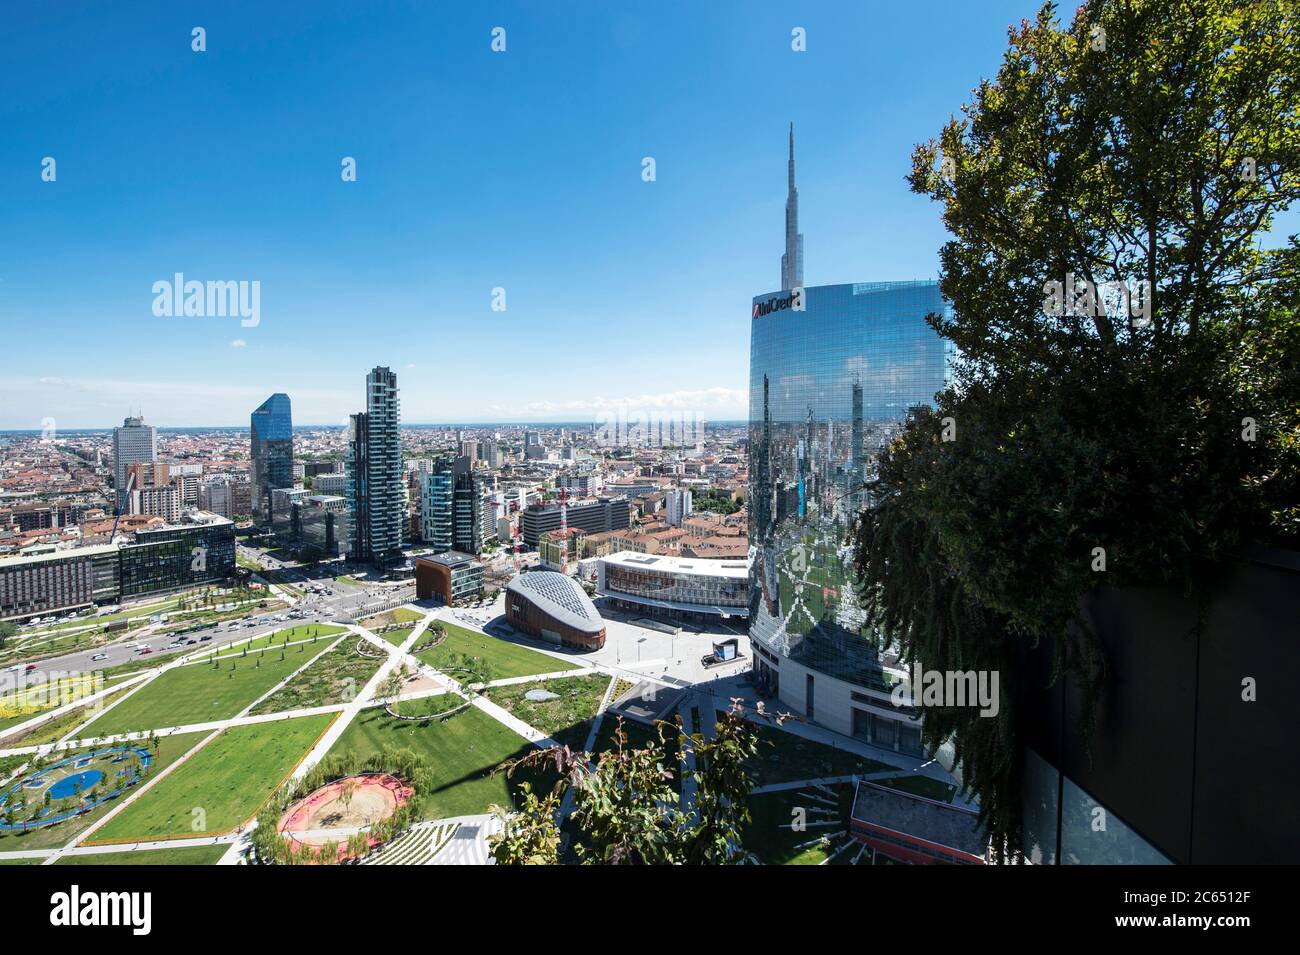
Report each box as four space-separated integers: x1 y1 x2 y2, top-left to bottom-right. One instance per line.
855 0 1299 859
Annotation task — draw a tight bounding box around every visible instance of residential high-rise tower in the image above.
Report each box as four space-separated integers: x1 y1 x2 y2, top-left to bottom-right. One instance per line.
347 367 403 564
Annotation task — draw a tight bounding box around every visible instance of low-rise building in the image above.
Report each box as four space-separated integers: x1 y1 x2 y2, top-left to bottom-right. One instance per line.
597 550 749 621
505 571 605 650
539 527 584 574
415 551 484 605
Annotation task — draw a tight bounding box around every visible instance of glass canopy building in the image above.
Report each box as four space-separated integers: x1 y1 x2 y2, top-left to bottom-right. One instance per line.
250 393 293 524
748 280 952 750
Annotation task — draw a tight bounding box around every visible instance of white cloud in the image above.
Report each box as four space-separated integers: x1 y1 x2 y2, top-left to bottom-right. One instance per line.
230 338 247 348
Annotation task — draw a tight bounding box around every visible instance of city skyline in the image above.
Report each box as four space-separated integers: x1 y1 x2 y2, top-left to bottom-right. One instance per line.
0 0 1294 885
0 0 1043 429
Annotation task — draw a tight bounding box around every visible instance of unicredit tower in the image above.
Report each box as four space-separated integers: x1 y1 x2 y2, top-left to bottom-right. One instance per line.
748 126 951 751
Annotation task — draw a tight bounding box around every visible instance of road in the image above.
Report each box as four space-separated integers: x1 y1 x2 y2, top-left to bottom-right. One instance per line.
6 545 416 687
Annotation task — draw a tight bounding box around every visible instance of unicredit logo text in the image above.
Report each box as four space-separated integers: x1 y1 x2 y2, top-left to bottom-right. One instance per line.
752 287 804 319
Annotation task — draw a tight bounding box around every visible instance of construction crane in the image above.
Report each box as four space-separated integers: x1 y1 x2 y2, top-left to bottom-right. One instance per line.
558 486 571 575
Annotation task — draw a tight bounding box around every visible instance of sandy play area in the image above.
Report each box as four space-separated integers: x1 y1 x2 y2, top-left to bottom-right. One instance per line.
279 773 413 848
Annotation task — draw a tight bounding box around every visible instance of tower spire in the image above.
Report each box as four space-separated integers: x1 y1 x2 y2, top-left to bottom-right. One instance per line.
781 122 804 291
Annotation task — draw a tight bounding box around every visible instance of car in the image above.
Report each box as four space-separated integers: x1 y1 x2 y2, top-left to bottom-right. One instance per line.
200 635 212 641
91 653 107 661
24 663 37 673
4 664 21 672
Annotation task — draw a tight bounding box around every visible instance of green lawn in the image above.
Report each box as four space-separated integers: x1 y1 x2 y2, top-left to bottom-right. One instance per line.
378 626 416 647
389 693 466 720
56 844 228 865
415 622 565 680
0 857 41 864
741 785 857 865
361 607 422 629
874 772 959 803
484 674 610 751
248 641 385 715
79 642 335 737
1 685 140 748
0 732 208 851
361 608 424 647
226 624 343 654
92 714 334 842
736 717 896 787
327 706 554 819
0 676 106 731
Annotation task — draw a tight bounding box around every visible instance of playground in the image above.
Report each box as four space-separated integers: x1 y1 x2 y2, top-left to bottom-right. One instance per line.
278 773 412 853
0 747 152 830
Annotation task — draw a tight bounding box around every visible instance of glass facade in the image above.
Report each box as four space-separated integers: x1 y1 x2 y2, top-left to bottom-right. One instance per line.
748 281 952 688
1021 748 1171 865
250 393 293 524
118 520 236 597
348 367 403 564
419 468 454 552
600 556 749 616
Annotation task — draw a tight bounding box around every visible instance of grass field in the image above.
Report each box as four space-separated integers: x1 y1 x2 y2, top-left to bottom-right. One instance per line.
248 641 384 715
92 714 334 842
378 627 416 647
1 685 141 748
360 607 424 648
415 622 564 681
360 608 424 647
224 624 343 654
485 674 610 751
56 844 228 865
389 693 465 720
0 732 208 851
361 607 422 629
740 785 856 865
327 706 553 819
737 717 895 787
79 642 334 737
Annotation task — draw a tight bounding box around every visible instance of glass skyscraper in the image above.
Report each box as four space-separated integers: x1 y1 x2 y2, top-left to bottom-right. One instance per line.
250 393 294 525
748 281 952 746
348 367 403 565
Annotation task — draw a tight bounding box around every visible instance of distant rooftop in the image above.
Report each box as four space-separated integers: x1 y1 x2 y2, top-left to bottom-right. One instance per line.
417 551 478 569
600 550 749 579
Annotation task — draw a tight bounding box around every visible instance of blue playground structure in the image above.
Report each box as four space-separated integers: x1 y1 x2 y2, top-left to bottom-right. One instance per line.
0 746 153 831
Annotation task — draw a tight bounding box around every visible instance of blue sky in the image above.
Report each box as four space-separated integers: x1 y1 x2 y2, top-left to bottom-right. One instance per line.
1 0 1045 428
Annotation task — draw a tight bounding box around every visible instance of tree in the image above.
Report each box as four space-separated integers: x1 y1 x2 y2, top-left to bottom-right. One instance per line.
339 778 358 815
0 621 16 651
855 0 1300 859
488 701 765 865
487 783 561 865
